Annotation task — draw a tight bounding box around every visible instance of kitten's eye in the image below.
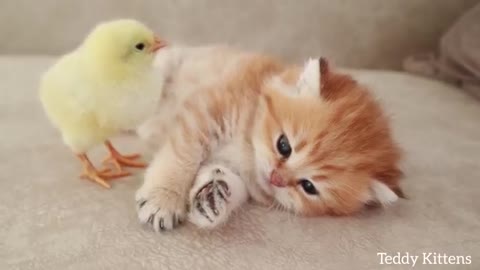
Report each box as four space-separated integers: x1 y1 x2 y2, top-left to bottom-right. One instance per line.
298 179 318 195
135 43 145 51
276 134 292 158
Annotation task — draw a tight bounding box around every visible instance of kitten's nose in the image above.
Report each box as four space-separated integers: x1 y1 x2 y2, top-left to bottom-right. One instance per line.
270 170 286 187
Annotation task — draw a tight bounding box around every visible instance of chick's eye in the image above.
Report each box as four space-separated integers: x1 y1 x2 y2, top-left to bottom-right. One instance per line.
276 134 292 158
135 43 145 51
299 179 318 195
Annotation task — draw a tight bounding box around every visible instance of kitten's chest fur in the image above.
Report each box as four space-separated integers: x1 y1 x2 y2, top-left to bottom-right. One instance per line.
141 45 282 203
138 46 250 145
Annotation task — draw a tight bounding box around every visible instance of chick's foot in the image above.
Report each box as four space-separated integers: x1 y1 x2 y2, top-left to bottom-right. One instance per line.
78 154 131 189
102 140 147 173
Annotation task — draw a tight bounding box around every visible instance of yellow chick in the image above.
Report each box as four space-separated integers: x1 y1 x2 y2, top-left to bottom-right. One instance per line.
39 19 167 188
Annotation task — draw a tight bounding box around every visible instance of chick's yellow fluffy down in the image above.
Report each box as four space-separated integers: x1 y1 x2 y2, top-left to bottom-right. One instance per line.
40 19 162 153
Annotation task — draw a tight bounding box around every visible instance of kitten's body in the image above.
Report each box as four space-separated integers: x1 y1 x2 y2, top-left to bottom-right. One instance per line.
138 46 252 148
138 45 273 201
136 46 403 231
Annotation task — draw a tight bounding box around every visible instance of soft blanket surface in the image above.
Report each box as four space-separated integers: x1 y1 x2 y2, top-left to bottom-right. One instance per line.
1 56 479 270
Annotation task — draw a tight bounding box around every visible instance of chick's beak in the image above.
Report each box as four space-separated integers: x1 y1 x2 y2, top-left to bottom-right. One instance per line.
150 36 167 53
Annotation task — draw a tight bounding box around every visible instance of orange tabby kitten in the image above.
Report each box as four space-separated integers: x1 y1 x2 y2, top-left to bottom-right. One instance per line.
136 46 403 231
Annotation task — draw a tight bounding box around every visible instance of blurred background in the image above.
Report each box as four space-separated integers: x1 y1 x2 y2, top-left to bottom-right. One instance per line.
0 0 477 69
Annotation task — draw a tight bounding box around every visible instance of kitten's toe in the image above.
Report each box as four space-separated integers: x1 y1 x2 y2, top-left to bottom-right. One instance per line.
214 180 231 204
188 169 231 229
136 187 186 232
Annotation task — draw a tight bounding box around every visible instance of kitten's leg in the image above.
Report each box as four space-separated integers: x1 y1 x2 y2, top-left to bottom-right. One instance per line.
136 85 239 232
188 164 248 229
135 118 207 232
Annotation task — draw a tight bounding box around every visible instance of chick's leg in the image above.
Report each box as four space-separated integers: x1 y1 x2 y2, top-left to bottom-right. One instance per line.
102 140 146 173
78 153 131 189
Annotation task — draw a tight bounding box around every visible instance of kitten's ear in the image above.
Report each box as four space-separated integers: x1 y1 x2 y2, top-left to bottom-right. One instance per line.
319 57 330 84
296 57 331 98
296 58 320 97
367 180 400 206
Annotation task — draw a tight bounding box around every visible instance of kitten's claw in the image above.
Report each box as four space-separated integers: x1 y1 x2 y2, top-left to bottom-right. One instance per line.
188 165 236 229
196 200 213 222
191 178 230 227
188 164 247 229
136 188 186 232
193 179 230 223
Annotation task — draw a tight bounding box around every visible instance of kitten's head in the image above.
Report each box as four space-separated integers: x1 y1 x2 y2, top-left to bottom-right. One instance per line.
253 58 403 215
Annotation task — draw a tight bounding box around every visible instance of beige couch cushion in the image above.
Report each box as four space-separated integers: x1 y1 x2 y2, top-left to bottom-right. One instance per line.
1 0 478 69
1 56 479 269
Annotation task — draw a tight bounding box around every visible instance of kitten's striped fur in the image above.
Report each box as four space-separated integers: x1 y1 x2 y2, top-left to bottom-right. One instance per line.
136 46 403 231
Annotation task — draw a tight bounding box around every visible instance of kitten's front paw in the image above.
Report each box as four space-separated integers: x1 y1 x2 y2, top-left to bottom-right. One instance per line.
136 187 186 232
188 164 250 229
188 168 232 229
